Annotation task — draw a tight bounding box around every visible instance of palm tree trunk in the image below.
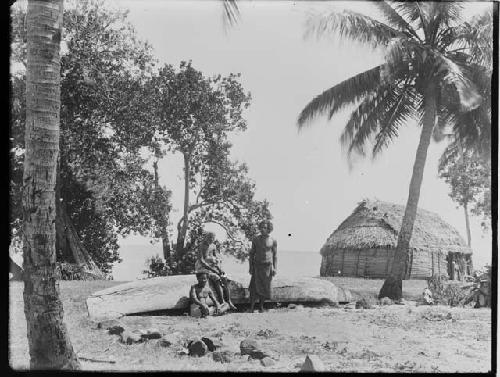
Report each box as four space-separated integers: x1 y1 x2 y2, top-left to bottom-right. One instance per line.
175 152 191 265
463 202 472 247
456 139 472 248
379 82 437 300
22 0 80 369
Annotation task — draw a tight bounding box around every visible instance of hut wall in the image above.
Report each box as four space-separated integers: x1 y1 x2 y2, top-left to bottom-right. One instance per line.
321 247 450 279
320 248 394 278
407 250 449 280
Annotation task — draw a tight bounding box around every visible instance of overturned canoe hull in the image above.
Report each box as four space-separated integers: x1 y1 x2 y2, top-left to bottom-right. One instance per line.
86 273 355 320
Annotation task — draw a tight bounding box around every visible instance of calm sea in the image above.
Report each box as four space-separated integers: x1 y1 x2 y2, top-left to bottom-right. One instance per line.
113 244 322 281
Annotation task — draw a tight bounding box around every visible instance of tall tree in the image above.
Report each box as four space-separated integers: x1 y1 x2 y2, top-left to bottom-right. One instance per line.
181 143 273 269
297 2 488 299
11 0 170 275
151 62 251 263
23 0 79 368
439 140 491 237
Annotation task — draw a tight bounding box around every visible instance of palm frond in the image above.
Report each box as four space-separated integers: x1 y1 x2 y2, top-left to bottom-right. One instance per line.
339 83 394 157
297 65 382 129
438 139 460 171
434 51 482 111
372 85 421 156
437 63 491 158
431 2 464 26
452 106 491 159
451 9 493 69
340 81 420 160
373 1 420 40
305 10 403 49
381 37 420 84
392 2 423 31
222 0 240 29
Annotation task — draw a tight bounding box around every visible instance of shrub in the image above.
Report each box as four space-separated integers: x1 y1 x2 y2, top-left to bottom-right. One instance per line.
55 262 105 280
143 254 173 278
427 274 470 307
356 296 377 309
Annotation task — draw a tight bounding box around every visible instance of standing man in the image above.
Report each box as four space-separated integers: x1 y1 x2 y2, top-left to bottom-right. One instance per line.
248 220 277 313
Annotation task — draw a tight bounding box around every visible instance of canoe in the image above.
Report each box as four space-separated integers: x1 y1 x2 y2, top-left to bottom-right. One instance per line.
86 273 355 320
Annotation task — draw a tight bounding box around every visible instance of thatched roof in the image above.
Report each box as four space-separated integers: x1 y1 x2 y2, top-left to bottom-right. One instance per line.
321 199 472 255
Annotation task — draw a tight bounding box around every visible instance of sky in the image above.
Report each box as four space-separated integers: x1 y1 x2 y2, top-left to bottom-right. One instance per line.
106 0 493 279
10 0 493 278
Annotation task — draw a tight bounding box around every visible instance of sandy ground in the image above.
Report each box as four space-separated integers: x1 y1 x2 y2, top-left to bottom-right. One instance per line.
9 280 492 372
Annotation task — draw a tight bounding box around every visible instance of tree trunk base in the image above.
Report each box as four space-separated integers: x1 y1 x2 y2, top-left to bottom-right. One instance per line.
378 276 402 301
56 202 106 280
10 256 24 280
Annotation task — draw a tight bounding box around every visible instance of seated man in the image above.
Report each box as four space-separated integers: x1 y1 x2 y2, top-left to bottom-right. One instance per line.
195 232 236 310
190 272 229 318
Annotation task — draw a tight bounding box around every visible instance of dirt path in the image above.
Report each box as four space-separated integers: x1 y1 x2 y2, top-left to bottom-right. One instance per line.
9 281 491 372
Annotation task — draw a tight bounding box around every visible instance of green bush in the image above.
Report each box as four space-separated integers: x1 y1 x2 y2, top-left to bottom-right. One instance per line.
427 274 470 307
55 262 105 280
143 254 173 278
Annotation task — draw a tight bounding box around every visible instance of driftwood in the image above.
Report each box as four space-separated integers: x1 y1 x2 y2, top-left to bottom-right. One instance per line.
86 273 355 320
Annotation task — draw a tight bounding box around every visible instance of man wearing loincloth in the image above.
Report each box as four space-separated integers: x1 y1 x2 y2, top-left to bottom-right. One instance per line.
248 220 277 313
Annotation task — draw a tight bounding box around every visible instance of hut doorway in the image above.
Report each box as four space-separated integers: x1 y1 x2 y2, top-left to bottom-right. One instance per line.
447 252 471 281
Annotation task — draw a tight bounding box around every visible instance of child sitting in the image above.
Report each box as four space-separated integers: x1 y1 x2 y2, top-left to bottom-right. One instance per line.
189 272 229 318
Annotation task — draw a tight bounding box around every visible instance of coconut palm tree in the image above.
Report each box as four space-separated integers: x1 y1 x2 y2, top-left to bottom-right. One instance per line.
23 0 80 369
297 2 489 299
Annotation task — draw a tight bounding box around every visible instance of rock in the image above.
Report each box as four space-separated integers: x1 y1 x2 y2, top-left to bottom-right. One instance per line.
300 355 326 372
240 338 269 359
240 338 260 356
120 330 143 345
256 329 274 338
97 319 123 330
212 351 233 363
344 302 356 309
250 350 269 360
108 325 125 335
260 357 275 367
188 338 208 357
158 332 181 347
201 337 223 352
141 328 162 340
86 273 356 319
355 297 375 309
158 336 173 347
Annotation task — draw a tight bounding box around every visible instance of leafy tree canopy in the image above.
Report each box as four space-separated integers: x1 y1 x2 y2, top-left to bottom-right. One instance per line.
439 141 491 231
10 0 171 273
144 62 270 273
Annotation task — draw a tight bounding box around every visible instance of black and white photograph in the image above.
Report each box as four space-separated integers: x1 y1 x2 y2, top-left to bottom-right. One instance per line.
9 0 494 372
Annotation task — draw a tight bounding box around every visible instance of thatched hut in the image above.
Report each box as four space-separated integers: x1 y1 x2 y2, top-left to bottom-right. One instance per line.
320 199 472 280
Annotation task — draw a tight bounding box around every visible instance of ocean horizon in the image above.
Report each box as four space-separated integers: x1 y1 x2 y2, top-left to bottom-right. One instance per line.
112 244 322 281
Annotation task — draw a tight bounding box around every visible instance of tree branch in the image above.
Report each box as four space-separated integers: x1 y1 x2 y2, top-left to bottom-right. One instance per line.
204 220 241 242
